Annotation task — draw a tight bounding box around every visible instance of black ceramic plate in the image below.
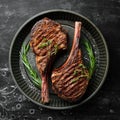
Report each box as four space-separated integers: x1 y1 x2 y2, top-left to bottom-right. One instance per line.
9 10 109 110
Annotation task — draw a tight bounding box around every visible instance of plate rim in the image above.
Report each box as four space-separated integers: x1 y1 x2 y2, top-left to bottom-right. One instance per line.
9 9 109 110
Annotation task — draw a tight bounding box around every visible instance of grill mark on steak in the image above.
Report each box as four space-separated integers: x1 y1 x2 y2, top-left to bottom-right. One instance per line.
30 17 67 103
51 22 89 102
32 28 66 56
31 18 63 48
60 80 88 101
64 79 87 94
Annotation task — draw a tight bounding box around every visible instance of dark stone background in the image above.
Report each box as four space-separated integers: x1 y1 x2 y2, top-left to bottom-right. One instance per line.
0 0 120 120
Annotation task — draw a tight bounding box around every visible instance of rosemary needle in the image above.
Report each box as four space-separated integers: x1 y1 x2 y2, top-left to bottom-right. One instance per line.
20 43 41 88
83 40 96 78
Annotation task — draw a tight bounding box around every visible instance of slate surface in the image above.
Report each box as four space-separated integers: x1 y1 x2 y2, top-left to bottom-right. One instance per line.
0 0 120 120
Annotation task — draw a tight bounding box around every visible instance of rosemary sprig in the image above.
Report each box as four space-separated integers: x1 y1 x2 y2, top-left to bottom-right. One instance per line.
20 43 41 88
83 40 96 78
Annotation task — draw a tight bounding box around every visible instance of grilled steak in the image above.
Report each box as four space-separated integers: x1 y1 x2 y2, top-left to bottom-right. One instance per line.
51 22 89 102
30 17 67 103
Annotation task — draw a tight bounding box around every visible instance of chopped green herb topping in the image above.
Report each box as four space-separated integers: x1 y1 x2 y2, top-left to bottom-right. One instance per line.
51 44 58 55
39 40 52 48
73 70 78 76
72 77 79 83
72 74 89 83
79 63 83 67
79 63 86 68
43 37 47 41
72 63 90 83
54 44 58 55
73 69 82 76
